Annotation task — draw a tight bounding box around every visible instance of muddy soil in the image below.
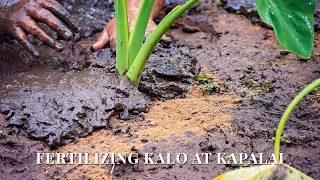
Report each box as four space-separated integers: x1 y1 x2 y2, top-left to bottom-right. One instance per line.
0 0 320 180
0 0 200 147
0 42 199 147
151 4 320 179
0 30 199 148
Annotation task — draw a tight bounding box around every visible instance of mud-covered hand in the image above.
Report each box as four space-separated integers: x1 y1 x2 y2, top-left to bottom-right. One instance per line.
0 0 79 57
91 0 164 51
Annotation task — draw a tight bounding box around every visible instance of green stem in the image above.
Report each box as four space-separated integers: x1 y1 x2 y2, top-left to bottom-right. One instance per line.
115 0 129 75
127 0 198 87
274 78 320 162
128 0 155 68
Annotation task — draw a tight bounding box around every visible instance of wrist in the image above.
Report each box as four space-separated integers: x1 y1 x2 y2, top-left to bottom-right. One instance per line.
126 0 141 8
126 0 156 20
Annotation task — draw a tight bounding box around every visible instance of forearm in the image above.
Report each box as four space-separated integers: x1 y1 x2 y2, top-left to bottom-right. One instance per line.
126 0 164 19
151 0 164 18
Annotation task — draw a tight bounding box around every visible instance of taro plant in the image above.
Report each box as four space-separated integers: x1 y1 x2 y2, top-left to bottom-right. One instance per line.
214 78 320 180
254 0 316 58
114 0 198 87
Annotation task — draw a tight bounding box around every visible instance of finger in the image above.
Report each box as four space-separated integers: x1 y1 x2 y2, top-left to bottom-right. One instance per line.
107 19 116 51
110 36 116 51
92 19 115 51
28 8 73 40
146 20 157 35
91 28 110 52
19 18 63 52
12 26 39 57
39 0 79 32
144 20 157 42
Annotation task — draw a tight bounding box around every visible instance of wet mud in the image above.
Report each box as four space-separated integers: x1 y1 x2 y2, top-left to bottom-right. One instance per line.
139 44 200 98
56 0 114 39
0 70 149 147
0 131 48 180
0 0 320 180
0 42 199 147
0 0 199 147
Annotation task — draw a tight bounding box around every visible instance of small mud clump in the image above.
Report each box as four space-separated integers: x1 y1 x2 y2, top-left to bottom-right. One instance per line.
87 43 201 99
140 44 200 98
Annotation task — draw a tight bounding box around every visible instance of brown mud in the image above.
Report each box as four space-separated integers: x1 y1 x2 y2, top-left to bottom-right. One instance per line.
0 0 320 180
0 0 200 147
0 41 199 146
0 41 199 147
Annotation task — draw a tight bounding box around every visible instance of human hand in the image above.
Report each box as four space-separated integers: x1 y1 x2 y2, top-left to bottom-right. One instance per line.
91 9 157 52
0 0 78 57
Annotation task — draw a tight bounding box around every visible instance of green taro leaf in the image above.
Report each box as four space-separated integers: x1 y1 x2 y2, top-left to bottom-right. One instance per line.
254 0 316 58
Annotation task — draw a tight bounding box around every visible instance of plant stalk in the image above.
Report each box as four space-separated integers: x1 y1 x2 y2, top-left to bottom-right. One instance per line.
115 0 130 75
127 0 198 87
274 78 320 162
128 0 155 68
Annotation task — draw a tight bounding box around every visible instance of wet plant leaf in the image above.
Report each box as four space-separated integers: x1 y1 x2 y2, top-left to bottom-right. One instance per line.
214 164 313 180
254 0 316 58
